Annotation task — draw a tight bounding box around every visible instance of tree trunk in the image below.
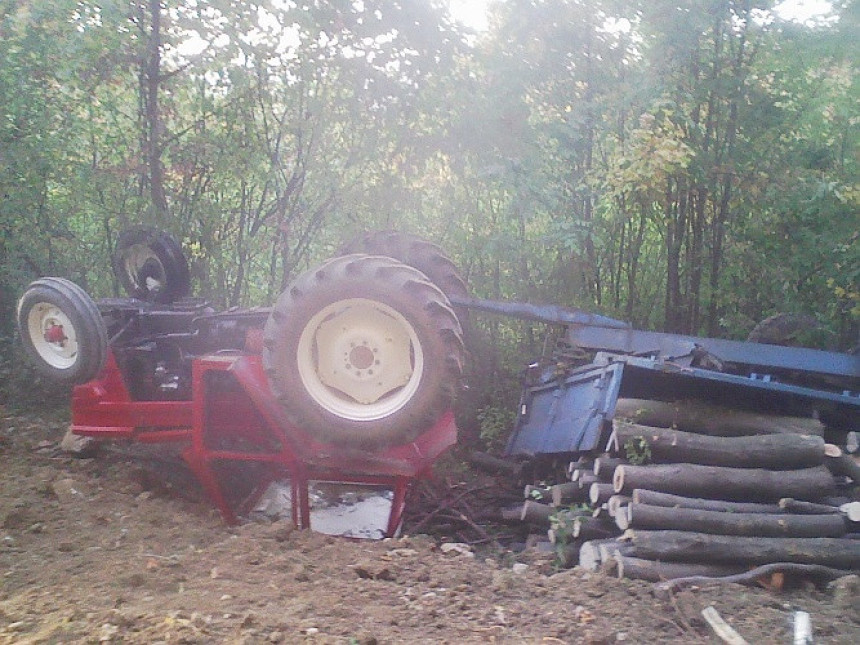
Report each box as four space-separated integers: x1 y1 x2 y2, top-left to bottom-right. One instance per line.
622 503 846 537
574 515 618 540
142 0 168 221
607 495 631 518
778 498 842 515
624 530 860 568
589 482 617 506
551 482 588 506
593 456 625 481
614 463 835 501
613 421 825 469
633 489 786 514
612 398 824 436
580 539 634 571
825 453 860 484
615 556 745 582
520 500 554 525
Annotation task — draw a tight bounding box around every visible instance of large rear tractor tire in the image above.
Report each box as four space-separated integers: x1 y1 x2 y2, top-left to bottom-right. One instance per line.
339 231 469 304
112 227 190 303
17 277 108 384
262 255 464 449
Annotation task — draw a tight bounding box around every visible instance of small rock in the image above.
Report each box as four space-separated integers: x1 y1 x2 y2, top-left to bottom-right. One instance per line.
60 428 96 455
512 563 529 575
52 478 90 504
353 560 394 581
439 542 473 557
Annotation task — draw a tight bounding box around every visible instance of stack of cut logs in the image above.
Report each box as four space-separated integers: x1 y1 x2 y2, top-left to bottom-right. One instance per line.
515 398 860 584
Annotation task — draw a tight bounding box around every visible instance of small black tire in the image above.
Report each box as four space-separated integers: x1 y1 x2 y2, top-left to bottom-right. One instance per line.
112 227 190 303
17 277 108 384
262 255 464 449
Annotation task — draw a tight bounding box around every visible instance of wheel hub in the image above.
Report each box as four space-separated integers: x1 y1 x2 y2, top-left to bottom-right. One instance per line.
313 304 413 405
28 303 78 369
43 323 68 344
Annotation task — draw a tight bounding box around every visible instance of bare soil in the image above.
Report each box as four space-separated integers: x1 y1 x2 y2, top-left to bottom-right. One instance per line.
2 410 858 644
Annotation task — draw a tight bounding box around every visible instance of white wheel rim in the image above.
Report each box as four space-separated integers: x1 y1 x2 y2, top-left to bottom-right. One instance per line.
121 243 165 295
26 302 78 370
296 298 424 422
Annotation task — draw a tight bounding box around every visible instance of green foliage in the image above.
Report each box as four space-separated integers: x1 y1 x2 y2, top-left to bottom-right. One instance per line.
1 0 856 415
623 436 652 466
476 404 517 450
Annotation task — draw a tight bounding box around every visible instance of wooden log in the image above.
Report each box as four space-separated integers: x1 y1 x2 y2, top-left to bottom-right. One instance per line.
624 530 860 568
577 473 598 491
825 451 860 484
613 398 824 436
500 504 524 521
589 482 616 506
615 555 745 582
520 500 554 525
469 451 522 476
524 485 551 502
654 562 857 595
579 539 632 571
547 509 592 544
614 464 836 502
625 503 847 538
568 459 594 480
778 498 840 515
633 489 785 514
550 482 587 506
607 495 631 517
841 501 860 523
574 515 618 540
593 457 625 481
612 421 825 469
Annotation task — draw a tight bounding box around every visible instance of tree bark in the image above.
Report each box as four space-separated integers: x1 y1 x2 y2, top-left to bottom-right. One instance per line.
579 539 634 571
615 555 745 582
633 489 785 514
654 562 856 595
523 485 551 503
825 453 860 484
607 495 631 518
778 498 841 515
613 399 824 436
622 503 846 538
520 500 554 525
574 515 618 540
551 482 588 506
469 451 521 476
589 482 617 506
593 456 625 481
624 530 860 568
614 463 835 501
613 421 825 469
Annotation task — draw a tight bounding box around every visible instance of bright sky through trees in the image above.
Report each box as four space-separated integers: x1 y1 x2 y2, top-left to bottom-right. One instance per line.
446 0 837 31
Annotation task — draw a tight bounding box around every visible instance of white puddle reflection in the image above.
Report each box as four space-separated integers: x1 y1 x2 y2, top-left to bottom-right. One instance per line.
252 480 393 539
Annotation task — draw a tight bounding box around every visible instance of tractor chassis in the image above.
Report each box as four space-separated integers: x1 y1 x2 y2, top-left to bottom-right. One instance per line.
70 350 457 536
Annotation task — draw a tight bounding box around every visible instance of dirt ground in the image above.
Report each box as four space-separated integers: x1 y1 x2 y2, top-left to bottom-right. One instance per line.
2 410 858 644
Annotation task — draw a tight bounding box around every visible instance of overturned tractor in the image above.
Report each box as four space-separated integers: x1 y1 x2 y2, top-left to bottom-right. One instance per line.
17 229 466 535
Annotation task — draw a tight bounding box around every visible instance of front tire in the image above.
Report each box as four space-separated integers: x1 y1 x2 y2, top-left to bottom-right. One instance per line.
262 255 464 449
17 277 108 384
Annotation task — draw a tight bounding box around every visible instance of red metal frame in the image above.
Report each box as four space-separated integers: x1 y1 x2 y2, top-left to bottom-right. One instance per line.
71 351 457 536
